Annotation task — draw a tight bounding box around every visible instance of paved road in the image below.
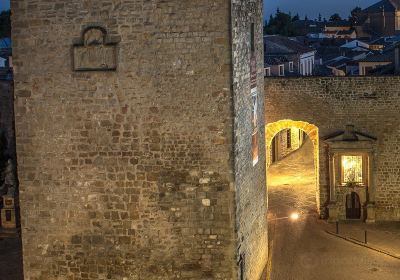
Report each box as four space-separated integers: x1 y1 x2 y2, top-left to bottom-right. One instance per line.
267 139 400 280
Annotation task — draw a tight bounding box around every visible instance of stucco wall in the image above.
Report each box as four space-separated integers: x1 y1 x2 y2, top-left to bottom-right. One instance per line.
265 76 400 221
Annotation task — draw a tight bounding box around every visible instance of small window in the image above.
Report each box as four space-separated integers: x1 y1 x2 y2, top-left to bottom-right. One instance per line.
265 67 271 76
289 61 294 72
279 65 284 76
341 155 363 184
286 129 291 149
250 23 255 54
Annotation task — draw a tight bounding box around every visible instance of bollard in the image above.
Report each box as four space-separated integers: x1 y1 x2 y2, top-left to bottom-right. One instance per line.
336 221 339 234
365 230 367 244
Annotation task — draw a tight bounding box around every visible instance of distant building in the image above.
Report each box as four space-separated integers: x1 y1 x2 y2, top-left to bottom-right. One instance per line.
361 0 400 36
336 30 357 39
264 35 316 76
317 39 373 76
358 51 394 75
322 21 356 39
264 56 291 77
292 20 324 36
340 40 370 50
324 21 352 32
0 38 12 80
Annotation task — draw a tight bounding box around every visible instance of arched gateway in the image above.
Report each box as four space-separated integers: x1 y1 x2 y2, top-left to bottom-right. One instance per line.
266 120 321 213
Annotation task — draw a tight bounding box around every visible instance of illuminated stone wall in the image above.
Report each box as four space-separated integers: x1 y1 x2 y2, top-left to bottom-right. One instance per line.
12 0 267 279
265 77 400 220
266 120 320 212
232 1 268 279
270 128 304 163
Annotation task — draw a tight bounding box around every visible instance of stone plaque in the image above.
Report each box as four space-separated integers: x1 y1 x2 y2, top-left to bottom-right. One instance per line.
5 198 12 206
3 196 14 208
73 26 120 71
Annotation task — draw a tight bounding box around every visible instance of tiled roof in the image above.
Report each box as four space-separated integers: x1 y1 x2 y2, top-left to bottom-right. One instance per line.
337 30 355 35
0 38 11 49
264 56 289 65
358 51 394 62
326 57 351 68
264 35 315 55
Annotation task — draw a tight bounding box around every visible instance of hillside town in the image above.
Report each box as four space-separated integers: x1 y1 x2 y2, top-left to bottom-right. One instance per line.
264 0 400 76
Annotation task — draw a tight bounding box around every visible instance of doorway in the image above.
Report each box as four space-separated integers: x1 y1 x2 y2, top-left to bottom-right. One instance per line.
346 192 361 219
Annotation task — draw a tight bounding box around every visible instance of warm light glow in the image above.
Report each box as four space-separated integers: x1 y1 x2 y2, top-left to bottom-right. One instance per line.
290 212 300 221
342 155 363 183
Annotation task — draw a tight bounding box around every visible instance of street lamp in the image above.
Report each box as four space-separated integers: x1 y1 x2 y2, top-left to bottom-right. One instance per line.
290 212 300 221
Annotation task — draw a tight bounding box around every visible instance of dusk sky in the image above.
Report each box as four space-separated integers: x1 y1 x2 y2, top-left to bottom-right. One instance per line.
0 0 380 19
264 0 377 20
0 0 10 12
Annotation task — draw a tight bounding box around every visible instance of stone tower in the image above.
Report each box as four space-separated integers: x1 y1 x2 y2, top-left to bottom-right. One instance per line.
12 0 267 279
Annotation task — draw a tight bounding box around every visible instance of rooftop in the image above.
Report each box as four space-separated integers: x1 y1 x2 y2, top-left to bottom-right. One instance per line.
358 51 394 62
0 38 11 49
264 35 315 55
265 56 289 66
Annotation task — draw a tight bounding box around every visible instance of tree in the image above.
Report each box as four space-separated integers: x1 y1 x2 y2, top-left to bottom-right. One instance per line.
318 13 322 22
264 10 297 36
0 10 11 38
349 7 362 26
292 13 300 22
329 13 342 22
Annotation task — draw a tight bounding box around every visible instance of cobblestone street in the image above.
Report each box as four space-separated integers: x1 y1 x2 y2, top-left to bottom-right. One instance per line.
267 139 400 280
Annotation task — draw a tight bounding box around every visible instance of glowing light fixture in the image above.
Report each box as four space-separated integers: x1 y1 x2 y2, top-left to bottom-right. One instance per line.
290 212 299 221
342 155 363 183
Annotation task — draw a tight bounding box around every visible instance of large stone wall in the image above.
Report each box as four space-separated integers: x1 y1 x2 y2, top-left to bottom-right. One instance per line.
12 0 268 279
232 1 268 279
265 76 400 220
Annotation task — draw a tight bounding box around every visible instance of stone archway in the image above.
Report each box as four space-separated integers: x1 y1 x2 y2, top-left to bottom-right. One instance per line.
265 119 320 213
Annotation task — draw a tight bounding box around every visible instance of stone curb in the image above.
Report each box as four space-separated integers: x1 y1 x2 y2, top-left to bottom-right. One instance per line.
325 230 400 260
265 216 277 280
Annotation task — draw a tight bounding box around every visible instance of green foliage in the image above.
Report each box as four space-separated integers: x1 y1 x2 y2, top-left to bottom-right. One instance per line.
0 10 11 38
264 9 297 36
329 13 342 22
349 7 362 26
